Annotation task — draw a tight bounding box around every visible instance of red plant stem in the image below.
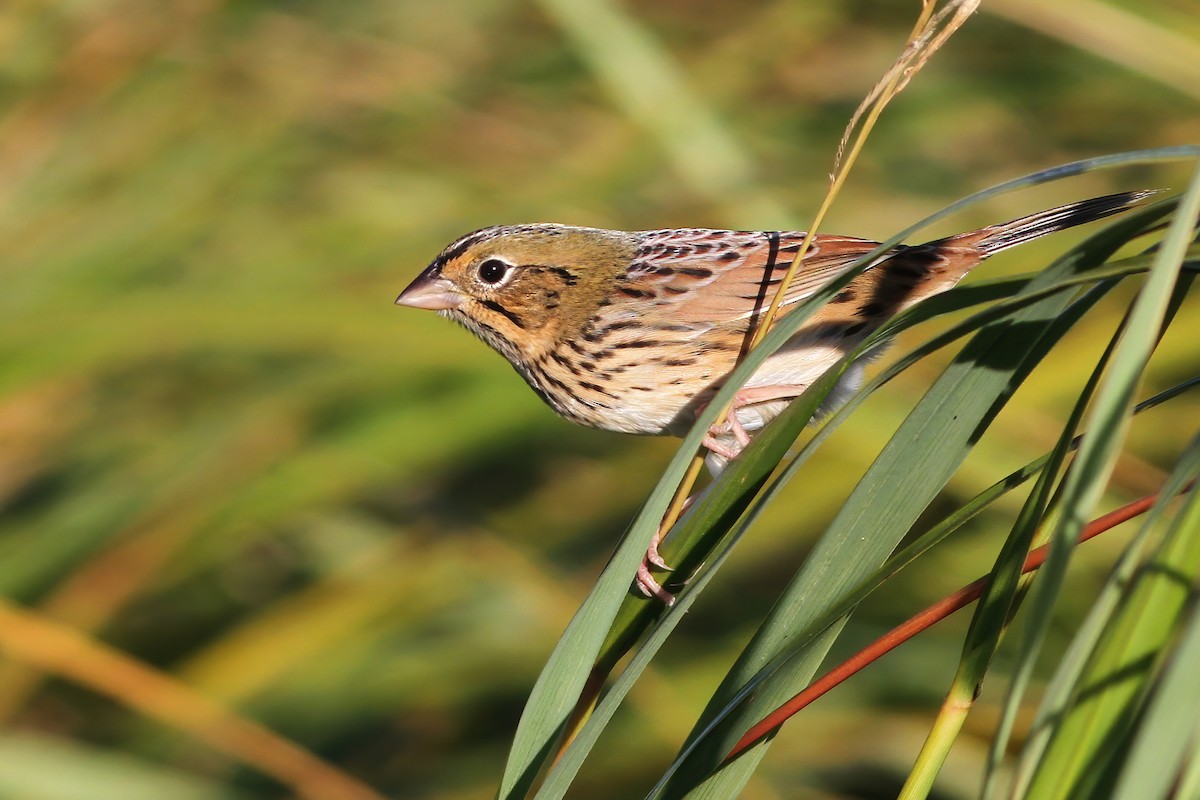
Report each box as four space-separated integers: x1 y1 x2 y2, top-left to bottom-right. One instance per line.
725 487 1180 761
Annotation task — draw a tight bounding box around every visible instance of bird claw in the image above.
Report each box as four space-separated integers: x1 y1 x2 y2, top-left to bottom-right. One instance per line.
707 415 751 447
645 532 672 570
699 386 800 463
632 494 705 605
636 523 675 603
702 435 743 461
635 560 677 606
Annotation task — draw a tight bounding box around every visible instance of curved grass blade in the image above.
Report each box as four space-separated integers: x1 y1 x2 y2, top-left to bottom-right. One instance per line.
659 205 1185 799
1009 437 1200 797
910 227 1200 794
1028 457 1200 798
1111 463 1200 799
498 148 1199 799
542 208 1185 800
900 291 1131 799
994 159 1200 797
982 271 1199 797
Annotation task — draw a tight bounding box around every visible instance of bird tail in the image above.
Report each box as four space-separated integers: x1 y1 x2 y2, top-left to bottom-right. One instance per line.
940 190 1158 258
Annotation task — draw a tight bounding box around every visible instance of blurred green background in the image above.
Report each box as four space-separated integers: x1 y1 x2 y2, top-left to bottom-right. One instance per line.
1 1 1198 798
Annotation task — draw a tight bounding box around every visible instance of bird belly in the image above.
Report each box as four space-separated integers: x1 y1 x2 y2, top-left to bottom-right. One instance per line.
734 340 863 432
527 328 871 439
520 350 702 436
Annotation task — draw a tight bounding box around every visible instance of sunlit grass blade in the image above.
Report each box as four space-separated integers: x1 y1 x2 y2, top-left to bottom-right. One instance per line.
909 233 1195 795
980 277 1199 798
1008 436 1200 797
650 190 1182 800
499 149 1198 799
900 285 1130 799
541 197 1178 800
1027 459 1200 798
1111 484 1200 798
994 159 1200 797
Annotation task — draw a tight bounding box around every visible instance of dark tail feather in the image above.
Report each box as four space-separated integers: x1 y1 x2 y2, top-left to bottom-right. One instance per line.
947 190 1158 258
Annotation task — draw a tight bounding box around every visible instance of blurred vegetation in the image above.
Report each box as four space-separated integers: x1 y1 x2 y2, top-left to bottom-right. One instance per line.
0 1 1198 798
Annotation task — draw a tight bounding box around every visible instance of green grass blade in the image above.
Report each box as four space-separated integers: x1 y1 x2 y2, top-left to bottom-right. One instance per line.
1010 434 1200 797
659 205 1167 800
499 149 1198 799
1000 159 1200 797
983 271 1199 798
1027 459 1200 799
904 282 1130 798
1111 505 1200 799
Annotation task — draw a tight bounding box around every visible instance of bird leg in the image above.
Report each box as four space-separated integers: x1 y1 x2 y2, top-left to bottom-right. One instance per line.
636 385 807 604
635 384 807 604
700 435 743 461
633 493 699 605
636 559 677 605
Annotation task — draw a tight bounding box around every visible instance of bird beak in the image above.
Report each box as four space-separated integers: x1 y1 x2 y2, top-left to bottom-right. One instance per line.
396 268 462 311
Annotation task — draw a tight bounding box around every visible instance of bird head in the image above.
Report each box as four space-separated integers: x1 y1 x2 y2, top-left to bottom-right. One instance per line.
397 224 638 362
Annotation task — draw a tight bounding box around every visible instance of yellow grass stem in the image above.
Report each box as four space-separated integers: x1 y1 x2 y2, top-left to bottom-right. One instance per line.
672 0 980 546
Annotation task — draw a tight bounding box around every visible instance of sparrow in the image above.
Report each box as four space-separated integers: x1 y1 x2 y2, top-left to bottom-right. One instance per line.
397 190 1149 600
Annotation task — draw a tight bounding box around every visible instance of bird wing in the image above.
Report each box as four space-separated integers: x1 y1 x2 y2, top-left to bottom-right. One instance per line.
621 230 886 327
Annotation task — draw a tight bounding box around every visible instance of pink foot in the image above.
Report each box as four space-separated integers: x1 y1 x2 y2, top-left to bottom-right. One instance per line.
631 494 702 605
697 384 804 463
635 560 676 606
707 413 751 447
644 525 670 570
701 434 742 461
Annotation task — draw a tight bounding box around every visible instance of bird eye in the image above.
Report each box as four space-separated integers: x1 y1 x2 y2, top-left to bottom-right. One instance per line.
477 258 511 285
